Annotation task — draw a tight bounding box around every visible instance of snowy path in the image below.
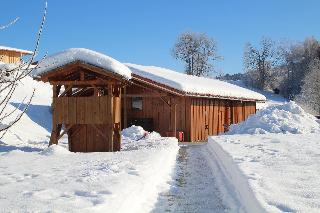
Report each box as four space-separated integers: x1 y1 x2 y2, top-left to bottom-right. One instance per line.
152 145 229 213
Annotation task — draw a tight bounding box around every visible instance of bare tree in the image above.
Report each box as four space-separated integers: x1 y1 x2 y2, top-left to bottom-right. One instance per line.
243 37 278 90
0 2 47 138
278 37 320 99
295 58 320 115
172 32 221 77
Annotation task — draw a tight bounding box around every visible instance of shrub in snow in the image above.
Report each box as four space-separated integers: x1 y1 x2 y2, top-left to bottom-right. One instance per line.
228 101 320 134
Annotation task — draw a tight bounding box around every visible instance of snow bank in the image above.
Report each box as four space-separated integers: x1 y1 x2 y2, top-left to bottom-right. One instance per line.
228 101 320 134
33 48 132 79
0 124 179 212
121 125 146 140
40 144 71 156
0 74 53 149
126 63 266 101
206 140 266 213
121 125 163 151
209 134 320 213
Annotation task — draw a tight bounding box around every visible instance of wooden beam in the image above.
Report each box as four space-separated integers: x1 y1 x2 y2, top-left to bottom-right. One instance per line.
59 85 73 97
91 125 108 141
122 93 167 98
57 125 73 140
49 79 111 86
80 71 85 81
52 85 61 97
160 96 171 107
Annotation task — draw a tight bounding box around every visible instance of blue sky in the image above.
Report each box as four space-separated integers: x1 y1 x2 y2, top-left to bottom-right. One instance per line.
1 0 320 74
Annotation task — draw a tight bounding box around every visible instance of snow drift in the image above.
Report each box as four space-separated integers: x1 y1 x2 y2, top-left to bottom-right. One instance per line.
0 125 179 212
228 101 320 134
209 133 320 213
209 101 320 212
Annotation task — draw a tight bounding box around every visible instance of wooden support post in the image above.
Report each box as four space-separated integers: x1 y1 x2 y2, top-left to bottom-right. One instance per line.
112 84 121 151
93 86 98 96
57 125 73 140
80 70 85 81
174 103 177 134
49 85 61 146
123 86 127 129
169 97 177 138
108 84 114 151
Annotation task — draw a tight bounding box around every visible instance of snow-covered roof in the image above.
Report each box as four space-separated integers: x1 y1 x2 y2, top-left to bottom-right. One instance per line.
0 46 33 55
32 48 132 79
126 63 266 101
31 47 265 101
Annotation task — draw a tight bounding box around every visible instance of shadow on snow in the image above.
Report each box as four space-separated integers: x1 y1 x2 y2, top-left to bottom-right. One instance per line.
11 102 52 132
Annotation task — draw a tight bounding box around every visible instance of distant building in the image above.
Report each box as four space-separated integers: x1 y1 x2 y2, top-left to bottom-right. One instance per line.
0 46 32 64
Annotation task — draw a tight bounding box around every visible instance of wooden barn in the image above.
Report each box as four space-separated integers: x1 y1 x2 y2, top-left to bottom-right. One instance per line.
0 46 32 64
123 64 265 142
34 48 265 152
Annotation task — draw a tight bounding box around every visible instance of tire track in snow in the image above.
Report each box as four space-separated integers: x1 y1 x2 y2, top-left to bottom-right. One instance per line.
152 145 229 213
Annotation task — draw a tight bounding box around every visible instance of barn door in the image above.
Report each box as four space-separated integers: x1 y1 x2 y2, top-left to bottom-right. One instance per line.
63 94 115 152
190 98 211 142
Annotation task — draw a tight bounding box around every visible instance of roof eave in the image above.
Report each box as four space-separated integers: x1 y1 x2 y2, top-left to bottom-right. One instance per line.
132 73 265 102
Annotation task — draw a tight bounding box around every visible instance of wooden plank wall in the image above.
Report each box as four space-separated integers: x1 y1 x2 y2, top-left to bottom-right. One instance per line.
190 98 226 142
69 124 112 152
53 96 112 125
125 96 188 139
0 50 21 63
123 84 257 142
190 98 256 142
123 84 189 140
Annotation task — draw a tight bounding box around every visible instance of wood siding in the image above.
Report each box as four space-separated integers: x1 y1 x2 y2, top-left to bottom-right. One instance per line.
0 50 22 63
122 84 190 141
53 96 112 125
69 124 112 152
122 82 257 142
190 99 256 142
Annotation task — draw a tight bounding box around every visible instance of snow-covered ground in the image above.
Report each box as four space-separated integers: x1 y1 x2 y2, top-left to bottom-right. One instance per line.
209 101 320 212
0 76 179 212
209 133 320 213
152 145 229 213
0 134 178 212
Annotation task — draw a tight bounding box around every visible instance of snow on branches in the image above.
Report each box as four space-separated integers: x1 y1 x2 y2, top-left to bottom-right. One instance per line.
0 1 47 138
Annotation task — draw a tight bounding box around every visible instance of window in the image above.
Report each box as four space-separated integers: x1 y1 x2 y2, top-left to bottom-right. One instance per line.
132 97 143 110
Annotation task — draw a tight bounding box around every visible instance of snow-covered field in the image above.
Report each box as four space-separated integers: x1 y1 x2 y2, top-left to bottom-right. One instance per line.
209 101 320 213
0 76 179 212
0 134 178 212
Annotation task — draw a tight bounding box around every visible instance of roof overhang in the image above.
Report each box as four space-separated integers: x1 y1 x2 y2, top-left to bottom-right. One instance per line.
34 60 129 84
132 73 264 102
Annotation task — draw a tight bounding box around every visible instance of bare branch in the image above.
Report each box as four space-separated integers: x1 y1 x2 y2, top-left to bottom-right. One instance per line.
0 17 19 30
